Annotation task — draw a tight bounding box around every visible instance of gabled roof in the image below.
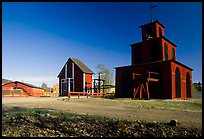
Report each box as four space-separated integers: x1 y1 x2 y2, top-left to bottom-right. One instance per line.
70 58 94 74
57 58 94 77
2 81 43 89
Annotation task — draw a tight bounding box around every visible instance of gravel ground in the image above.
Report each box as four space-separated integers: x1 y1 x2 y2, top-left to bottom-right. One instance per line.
2 97 202 137
2 107 202 137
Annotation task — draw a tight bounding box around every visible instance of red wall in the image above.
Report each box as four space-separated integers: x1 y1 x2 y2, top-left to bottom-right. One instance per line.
141 22 164 41
171 62 192 99
116 61 171 98
131 38 162 64
2 82 44 97
161 39 176 61
115 60 192 99
85 74 93 88
58 59 93 94
74 63 83 91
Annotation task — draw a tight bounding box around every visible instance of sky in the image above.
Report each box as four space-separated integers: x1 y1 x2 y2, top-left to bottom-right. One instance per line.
2 2 202 87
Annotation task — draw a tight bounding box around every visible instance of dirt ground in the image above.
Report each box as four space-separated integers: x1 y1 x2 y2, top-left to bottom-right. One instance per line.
2 97 202 130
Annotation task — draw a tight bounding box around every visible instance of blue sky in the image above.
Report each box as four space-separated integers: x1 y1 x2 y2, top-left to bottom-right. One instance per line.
2 2 202 87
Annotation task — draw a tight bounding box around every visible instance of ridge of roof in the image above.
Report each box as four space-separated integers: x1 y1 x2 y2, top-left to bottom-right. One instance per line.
70 58 94 74
57 58 94 77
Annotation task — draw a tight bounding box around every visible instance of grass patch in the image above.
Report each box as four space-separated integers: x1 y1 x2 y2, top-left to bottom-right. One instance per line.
61 98 202 112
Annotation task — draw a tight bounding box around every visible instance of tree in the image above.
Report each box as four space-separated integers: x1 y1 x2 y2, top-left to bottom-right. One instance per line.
96 64 113 85
41 82 47 88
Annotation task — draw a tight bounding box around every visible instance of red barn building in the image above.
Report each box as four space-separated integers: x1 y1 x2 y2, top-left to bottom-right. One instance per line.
115 20 193 99
57 58 94 96
2 81 45 97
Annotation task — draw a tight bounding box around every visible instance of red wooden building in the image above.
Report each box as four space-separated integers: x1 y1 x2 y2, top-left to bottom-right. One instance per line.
57 58 94 96
115 20 193 99
2 81 45 97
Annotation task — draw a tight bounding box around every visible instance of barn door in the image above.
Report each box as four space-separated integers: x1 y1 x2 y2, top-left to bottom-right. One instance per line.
121 70 133 98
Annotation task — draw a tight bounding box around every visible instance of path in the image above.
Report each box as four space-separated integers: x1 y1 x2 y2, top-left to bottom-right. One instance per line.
2 97 202 129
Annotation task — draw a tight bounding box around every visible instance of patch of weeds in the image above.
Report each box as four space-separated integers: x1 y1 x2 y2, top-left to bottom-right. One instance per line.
23 108 39 116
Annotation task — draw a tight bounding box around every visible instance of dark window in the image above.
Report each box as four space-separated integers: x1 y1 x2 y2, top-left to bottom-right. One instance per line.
151 42 160 61
175 67 181 98
146 26 153 40
186 72 191 98
172 48 175 60
164 43 168 60
134 46 142 64
159 27 162 37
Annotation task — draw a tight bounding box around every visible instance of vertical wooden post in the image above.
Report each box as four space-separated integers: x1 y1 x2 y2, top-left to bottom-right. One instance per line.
78 93 80 99
133 88 136 99
146 81 150 100
139 84 142 100
136 85 140 98
98 73 101 94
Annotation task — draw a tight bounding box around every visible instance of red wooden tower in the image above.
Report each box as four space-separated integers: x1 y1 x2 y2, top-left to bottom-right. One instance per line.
115 20 193 99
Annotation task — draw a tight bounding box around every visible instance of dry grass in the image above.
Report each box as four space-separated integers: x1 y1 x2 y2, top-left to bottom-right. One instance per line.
63 97 202 112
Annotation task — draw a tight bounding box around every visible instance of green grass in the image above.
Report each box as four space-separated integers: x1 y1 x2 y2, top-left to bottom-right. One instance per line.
63 98 202 112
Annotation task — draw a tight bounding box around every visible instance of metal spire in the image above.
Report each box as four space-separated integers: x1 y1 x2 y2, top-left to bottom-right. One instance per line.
150 3 157 22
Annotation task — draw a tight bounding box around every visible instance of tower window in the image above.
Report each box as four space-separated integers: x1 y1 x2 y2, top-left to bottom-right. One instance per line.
146 26 153 40
159 27 162 37
164 43 168 60
172 48 175 60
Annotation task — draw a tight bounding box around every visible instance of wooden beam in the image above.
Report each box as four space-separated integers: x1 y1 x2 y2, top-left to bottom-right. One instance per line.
146 81 150 100
139 84 143 100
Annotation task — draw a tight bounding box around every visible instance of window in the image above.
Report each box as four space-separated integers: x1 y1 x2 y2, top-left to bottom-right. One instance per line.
134 46 142 64
164 43 168 60
151 42 160 61
186 72 191 98
175 67 181 98
159 27 162 37
172 48 175 60
146 26 153 40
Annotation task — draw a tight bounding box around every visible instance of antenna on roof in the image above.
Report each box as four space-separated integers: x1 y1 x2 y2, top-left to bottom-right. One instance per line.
150 3 157 22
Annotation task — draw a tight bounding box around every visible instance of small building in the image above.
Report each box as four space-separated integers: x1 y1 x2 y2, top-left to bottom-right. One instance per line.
2 81 45 97
115 20 193 99
57 58 94 96
53 83 59 97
